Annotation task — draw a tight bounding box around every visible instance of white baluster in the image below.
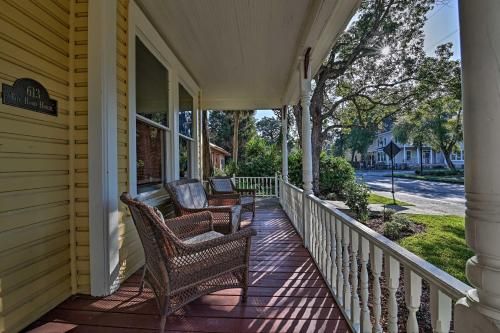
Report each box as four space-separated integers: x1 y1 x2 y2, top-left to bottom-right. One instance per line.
404 268 422 333
430 285 452 333
359 237 371 333
329 213 337 294
342 224 351 319
322 208 328 273
325 211 332 285
371 245 383 333
336 217 343 306
350 229 360 331
385 255 400 333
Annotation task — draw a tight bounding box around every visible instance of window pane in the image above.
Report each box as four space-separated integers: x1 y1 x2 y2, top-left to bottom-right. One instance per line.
136 120 163 193
178 84 193 137
179 137 191 179
136 37 169 127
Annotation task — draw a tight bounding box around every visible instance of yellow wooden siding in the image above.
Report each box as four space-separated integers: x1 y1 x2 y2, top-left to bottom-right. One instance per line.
72 0 90 295
0 0 73 331
116 0 144 282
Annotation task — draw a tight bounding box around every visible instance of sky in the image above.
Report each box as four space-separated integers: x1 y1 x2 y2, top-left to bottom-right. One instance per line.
255 0 460 121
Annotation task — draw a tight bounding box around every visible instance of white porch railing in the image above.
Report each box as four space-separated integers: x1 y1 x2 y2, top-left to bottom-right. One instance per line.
233 174 279 197
280 179 471 333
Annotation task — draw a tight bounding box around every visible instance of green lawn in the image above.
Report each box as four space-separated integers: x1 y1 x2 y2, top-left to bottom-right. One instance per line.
400 214 472 283
392 173 464 184
368 193 413 206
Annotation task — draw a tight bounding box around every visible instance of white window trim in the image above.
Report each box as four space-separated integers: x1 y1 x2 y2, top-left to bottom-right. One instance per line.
128 2 201 196
88 0 120 296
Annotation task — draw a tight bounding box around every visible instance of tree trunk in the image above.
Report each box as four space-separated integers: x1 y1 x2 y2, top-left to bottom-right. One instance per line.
420 144 424 174
201 110 213 179
292 104 302 148
442 148 456 170
310 91 323 196
232 111 240 165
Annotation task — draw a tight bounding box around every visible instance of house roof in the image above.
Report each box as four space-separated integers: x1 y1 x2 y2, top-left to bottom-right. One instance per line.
209 143 231 156
136 0 360 109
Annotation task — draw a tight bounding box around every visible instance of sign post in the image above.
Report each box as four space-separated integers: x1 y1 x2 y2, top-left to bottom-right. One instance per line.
383 141 401 204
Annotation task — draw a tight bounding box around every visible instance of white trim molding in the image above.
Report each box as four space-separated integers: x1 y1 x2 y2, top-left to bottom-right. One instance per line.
88 0 120 296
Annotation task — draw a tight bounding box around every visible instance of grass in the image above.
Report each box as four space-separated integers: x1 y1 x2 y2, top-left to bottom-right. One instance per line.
399 214 472 283
391 173 464 184
368 193 413 206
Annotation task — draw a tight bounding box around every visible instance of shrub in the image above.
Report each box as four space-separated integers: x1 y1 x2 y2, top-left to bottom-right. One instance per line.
288 150 355 198
383 208 396 222
344 181 370 222
415 169 463 176
383 214 414 240
224 160 239 177
319 154 355 198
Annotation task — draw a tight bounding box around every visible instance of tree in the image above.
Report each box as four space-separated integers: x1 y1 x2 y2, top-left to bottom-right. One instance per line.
256 116 281 144
293 0 438 194
345 125 377 163
209 110 256 165
394 43 462 171
201 110 213 179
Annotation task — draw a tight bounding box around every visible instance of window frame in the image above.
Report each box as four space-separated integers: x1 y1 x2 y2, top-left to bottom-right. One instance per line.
128 3 201 197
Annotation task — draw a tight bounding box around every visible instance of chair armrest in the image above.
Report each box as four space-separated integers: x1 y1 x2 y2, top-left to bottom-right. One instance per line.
166 211 213 240
180 227 256 253
235 188 256 196
208 194 240 206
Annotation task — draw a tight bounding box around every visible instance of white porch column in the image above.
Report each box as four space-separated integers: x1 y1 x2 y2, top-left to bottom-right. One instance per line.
416 147 421 165
88 0 120 296
281 105 289 182
299 57 313 195
455 1 500 332
430 148 434 165
403 145 406 163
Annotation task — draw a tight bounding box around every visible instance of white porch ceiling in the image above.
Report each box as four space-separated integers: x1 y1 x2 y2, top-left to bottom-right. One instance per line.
136 0 359 110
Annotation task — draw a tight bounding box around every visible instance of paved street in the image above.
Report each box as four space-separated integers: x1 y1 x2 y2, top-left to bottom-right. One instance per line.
357 170 465 216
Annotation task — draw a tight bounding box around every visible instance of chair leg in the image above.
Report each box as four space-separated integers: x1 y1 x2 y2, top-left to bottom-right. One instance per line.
139 266 146 294
159 314 167 333
241 286 248 303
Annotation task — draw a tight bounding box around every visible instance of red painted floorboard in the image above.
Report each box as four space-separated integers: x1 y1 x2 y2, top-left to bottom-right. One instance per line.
24 198 349 333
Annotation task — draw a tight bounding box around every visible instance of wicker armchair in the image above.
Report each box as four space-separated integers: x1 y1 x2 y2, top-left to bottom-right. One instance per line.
166 178 242 234
120 193 256 333
209 176 256 218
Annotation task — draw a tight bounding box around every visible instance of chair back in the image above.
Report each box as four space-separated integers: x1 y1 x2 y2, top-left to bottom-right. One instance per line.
166 179 208 214
209 176 236 194
120 193 175 294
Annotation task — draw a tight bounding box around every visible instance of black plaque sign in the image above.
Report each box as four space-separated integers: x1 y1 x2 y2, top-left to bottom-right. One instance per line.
2 78 57 116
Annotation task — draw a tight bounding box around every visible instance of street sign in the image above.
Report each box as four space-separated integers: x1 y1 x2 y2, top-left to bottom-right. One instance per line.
383 141 401 158
383 141 401 205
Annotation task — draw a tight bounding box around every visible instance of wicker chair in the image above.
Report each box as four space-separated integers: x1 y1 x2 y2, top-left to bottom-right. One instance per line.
120 193 256 333
166 178 242 234
209 176 256 219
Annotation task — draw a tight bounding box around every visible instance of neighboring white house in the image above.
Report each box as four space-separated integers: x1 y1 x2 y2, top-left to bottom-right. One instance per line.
345 129 464 169
367 130 464 169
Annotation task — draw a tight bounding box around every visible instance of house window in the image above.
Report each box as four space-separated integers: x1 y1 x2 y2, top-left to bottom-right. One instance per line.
406 150 411 161
178 83 194 178
135 37 170 193
178 84 193 138
136 120 164 193
136 38 169 127
179 137 191 178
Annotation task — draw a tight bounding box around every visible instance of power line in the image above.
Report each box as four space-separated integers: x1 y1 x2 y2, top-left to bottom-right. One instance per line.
425 29 459 53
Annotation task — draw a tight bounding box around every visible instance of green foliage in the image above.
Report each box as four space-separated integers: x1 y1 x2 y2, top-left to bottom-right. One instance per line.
235 137 281 177
383 208 397 222
223 160 238 177
382 214 414 240
209 110 256 161
288 150 355 198
345 126 377 160
344 181 370 222
401 215 472 283
256 116 281 145
319 154 356 197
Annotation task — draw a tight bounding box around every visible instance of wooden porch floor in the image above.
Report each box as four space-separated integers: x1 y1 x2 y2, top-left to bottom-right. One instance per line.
24 199 349 333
